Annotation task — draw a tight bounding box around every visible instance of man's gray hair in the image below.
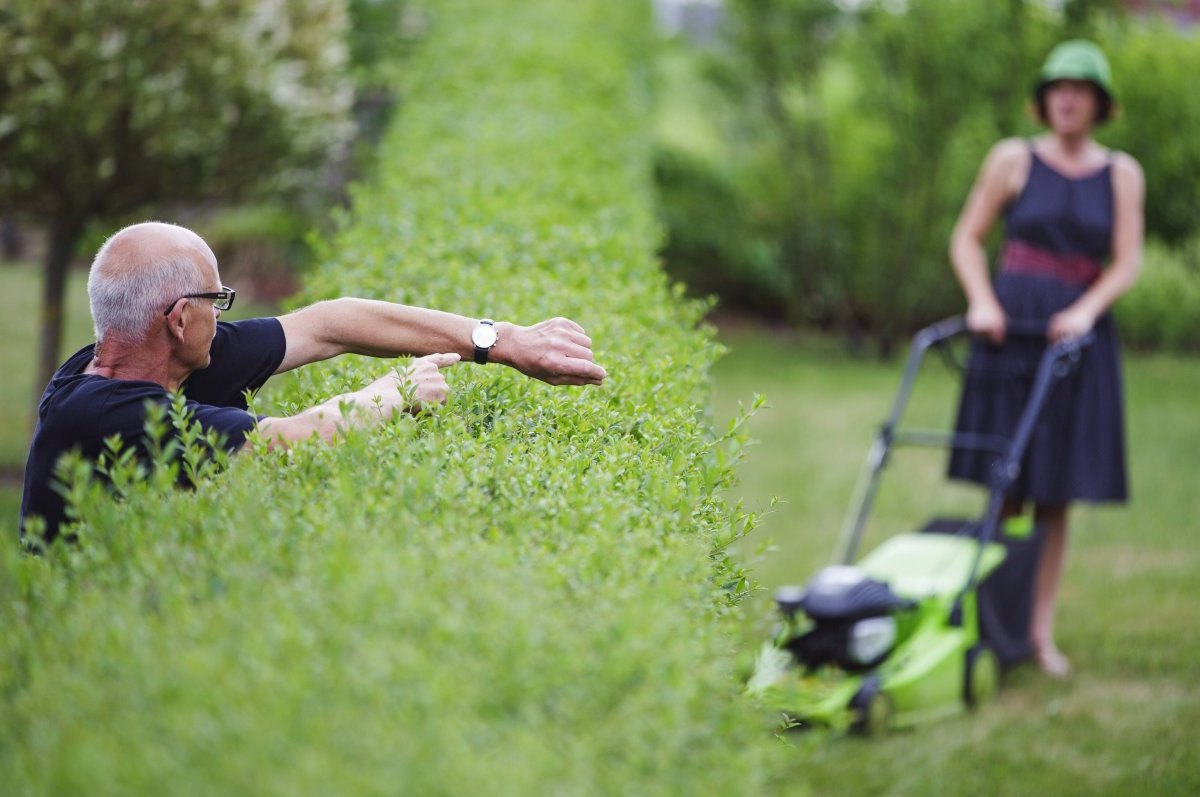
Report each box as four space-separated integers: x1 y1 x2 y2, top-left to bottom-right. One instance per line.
88 228 205 345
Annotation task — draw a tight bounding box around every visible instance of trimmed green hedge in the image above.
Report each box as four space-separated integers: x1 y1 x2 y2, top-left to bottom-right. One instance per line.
0 1 778 794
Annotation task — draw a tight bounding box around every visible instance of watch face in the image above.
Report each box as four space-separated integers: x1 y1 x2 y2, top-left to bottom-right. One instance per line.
472 324 497 349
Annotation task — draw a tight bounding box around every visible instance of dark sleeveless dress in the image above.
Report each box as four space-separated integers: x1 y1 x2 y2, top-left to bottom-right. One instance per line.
947 146 1128 505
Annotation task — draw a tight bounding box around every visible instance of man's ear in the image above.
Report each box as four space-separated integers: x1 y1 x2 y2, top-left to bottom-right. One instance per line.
164 302 188 345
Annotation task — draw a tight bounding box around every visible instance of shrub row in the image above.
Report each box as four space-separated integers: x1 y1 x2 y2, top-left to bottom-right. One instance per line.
0 2 777 794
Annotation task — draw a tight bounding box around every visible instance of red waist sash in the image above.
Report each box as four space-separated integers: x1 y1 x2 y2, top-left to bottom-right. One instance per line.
1000 239 1102 286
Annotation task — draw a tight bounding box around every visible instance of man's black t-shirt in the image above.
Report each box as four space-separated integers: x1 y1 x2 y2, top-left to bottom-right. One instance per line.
19 318 287 544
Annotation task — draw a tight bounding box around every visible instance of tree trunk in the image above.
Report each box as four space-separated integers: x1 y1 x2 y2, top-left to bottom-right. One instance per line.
35 215 87 408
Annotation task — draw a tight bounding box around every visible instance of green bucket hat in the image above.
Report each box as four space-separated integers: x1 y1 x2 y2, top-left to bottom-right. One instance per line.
1036 39 1115 102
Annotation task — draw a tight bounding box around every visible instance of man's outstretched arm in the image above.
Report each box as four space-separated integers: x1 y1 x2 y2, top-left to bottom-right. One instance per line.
274 299 606 386
254 353 458 448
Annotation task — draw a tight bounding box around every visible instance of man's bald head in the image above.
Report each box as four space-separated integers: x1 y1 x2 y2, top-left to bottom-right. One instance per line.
88 222 220 346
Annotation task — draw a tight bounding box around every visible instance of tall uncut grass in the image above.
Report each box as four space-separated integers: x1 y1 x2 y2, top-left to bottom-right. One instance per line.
0 2 778 794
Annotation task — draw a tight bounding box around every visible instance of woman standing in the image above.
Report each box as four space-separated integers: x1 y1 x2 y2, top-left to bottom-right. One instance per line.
947 40 1144 676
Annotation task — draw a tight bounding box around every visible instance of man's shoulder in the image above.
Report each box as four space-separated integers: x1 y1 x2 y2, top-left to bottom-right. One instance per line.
186 316 286 408
40 374 169 435
211 317 286 351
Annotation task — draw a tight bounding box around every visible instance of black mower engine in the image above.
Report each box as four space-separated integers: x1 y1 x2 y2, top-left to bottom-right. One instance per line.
775 566 912 672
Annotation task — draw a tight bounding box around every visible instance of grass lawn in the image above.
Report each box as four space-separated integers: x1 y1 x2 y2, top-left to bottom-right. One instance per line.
714 326 1200 796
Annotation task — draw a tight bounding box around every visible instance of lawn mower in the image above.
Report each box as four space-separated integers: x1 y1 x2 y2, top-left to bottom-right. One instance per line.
746 316 1092 734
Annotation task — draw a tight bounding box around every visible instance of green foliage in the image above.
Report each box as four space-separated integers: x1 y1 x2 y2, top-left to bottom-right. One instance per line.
0 1 780 793
1100 19 1200 245
840 2 1057 339
657 0 1200 351
654 144 788 317
347 0 423 90
1 0 357 391
1115 237 1200 352
196 203 315 299
201 204 311 248
658 0 1059 347
0 0 354 220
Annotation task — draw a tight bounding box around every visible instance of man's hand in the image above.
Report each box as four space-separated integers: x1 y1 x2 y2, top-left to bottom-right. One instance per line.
395 352 459 411
255 353 460 449
361 352 458 416
496 317 606 386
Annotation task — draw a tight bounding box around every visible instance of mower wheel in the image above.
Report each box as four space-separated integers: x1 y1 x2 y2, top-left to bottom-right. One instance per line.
850 677 892 737
964 644 1000 709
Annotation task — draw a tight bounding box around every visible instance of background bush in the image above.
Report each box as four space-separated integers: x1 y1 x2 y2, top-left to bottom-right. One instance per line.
0 0 357 391
656 0 1200 353
1100 18 1200 246
0 1 779 794
1115 236 1200 352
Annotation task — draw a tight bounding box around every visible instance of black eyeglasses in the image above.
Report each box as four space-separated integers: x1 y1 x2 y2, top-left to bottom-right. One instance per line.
163 286 236 316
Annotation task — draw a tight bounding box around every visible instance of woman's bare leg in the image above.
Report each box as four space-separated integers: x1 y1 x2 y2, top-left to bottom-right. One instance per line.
1031 504 1071 676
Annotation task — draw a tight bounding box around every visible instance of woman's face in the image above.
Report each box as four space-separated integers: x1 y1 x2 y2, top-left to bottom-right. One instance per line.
1043 79 1100 135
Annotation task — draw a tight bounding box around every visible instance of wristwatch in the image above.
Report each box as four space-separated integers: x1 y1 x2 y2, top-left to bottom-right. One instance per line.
471 318 498 364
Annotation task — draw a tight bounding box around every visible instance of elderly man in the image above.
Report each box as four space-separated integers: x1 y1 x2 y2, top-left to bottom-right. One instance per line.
20 221 606 544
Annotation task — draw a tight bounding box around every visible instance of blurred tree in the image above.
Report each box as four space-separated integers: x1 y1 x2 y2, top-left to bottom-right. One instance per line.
344 0 421 171
723 0 845 325
1062 0 1128 31
705 0 1057 350
1101 20 1200 245
0 0 354 398
836 0 1056 351
348 0 420 89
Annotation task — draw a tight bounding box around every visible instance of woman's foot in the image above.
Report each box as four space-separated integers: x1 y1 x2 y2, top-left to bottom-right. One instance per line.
1034 643 1071 677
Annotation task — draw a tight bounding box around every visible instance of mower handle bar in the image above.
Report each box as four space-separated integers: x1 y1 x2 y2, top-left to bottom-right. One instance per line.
911 315 1083 348
838 316 1094 575
884 316 1093 434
